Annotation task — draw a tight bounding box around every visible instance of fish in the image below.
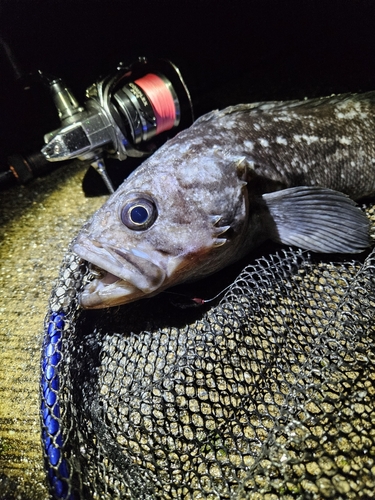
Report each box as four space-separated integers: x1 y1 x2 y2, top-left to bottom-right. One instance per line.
73 92 375 309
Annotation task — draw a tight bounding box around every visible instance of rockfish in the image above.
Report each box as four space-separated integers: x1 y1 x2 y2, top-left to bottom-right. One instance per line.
73 93 374 308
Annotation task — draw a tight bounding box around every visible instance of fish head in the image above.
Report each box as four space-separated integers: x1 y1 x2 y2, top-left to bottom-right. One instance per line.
73 142 250 308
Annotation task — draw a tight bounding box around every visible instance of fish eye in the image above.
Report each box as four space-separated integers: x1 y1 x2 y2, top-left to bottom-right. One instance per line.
120 194 157 230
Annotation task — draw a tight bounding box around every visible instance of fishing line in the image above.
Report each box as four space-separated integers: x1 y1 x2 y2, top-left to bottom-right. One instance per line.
135 73 177 133
165 283 234 308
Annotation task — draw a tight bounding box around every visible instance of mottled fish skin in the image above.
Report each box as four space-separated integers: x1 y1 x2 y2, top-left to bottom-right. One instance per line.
73 93 374 308
191 93 375 199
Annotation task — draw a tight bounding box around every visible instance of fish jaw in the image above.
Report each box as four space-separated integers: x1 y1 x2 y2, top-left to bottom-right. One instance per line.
79 275 148 309
73 236 168 308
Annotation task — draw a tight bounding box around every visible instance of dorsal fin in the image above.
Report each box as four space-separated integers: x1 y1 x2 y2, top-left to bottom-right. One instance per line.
193 91 375 126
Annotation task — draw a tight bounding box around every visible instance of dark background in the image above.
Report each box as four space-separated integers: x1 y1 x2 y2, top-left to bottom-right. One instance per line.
1 0 375 186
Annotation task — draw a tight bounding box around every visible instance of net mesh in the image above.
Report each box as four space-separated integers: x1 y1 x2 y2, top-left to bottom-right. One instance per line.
41 204 375 500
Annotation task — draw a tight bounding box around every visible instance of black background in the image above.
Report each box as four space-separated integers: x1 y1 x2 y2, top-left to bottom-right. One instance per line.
1 0 375 182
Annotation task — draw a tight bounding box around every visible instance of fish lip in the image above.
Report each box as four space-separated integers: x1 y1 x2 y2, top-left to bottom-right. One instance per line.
72 236 167 307
79 275 145 309
73 239 129 284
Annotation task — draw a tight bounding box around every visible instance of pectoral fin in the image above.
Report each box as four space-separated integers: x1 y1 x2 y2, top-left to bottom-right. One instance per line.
262 186 370 253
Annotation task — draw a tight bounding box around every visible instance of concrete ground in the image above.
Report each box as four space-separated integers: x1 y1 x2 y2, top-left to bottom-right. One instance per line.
0 162 106 499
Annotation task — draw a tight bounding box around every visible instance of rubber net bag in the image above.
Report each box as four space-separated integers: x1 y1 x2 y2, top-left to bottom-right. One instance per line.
40 203 375 500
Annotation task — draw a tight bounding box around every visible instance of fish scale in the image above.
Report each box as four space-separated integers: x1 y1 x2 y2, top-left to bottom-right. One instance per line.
194 94 375 198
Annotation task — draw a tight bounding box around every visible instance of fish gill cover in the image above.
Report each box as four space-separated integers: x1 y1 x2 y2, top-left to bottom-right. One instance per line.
40 203 375 499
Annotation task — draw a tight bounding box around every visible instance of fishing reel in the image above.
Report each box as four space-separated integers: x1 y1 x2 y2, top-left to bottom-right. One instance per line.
41 58 194 192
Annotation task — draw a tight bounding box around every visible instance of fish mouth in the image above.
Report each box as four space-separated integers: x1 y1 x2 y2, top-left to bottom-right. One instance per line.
73 237 166 309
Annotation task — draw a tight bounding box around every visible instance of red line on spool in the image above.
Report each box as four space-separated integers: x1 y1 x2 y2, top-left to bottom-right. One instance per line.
135 73 176 134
